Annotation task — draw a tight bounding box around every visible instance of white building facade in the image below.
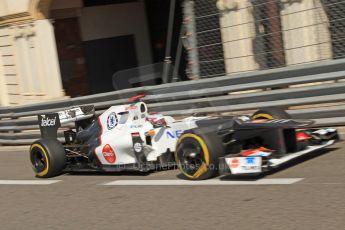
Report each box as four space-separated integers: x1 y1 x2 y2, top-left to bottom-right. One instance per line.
0 0 154 106
0 0 65 106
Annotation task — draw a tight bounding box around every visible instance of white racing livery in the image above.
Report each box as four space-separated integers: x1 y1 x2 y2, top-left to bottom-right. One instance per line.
94 101 204 168
29 95 208 178
29 96 339 180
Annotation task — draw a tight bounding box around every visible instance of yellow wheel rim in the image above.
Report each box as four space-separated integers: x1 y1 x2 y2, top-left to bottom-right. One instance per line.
175 133 210 179
30 144 49 177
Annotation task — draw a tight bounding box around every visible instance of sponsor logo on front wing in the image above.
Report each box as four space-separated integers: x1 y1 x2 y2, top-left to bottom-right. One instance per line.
230 158 239 168
226 157 262 174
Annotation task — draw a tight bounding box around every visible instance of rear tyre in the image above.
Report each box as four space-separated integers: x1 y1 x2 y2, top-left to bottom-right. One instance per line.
30 139 66 178
175 129 226 180
251 108 291 120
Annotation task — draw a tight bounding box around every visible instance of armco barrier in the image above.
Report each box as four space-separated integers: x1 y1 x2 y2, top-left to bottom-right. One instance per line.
1 59 345 145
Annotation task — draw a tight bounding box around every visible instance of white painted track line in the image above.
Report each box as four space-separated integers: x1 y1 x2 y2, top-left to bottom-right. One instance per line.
0 180 61 185
102 178 304 186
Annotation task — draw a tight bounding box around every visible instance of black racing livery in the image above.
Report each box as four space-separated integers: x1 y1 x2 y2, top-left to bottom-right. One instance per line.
175 108 339 180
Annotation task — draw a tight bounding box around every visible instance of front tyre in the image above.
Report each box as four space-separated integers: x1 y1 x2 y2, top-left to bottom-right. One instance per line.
175 130 225 180
30 139 66 178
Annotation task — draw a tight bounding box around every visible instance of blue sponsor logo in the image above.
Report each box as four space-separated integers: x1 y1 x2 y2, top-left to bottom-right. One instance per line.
167 130 184 139
107 112 118 130
245 157 255 165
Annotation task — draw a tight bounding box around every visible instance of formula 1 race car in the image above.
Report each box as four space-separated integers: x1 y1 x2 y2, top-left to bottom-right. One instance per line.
30 94 209 178
29 94 339 179
174 108 339 180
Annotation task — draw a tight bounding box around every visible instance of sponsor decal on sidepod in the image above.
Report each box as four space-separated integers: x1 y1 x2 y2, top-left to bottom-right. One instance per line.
166 130 184 139
102 144 116 163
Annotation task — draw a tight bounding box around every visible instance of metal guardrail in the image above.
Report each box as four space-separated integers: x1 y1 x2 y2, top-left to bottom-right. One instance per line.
1 59 345 145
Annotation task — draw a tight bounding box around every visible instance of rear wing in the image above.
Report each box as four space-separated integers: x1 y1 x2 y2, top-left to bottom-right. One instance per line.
56 105 95 124
38 106 95 139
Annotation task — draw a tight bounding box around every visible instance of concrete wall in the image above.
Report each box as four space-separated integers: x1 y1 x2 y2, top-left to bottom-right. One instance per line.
0 26 21 106
0 0 68 106
217 0 332 74
0 19 65 106
79 1 153 66
0 0 31 17
281 0 332 65
0 48 9 106
217 0 259 74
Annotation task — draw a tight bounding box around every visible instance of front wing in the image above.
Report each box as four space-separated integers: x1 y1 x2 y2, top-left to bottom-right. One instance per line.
219 128 339 176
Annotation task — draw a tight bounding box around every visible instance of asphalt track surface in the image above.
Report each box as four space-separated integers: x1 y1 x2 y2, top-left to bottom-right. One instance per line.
0 142 345 230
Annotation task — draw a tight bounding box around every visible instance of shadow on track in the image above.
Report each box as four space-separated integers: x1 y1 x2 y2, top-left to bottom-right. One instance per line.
64 171 151 177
